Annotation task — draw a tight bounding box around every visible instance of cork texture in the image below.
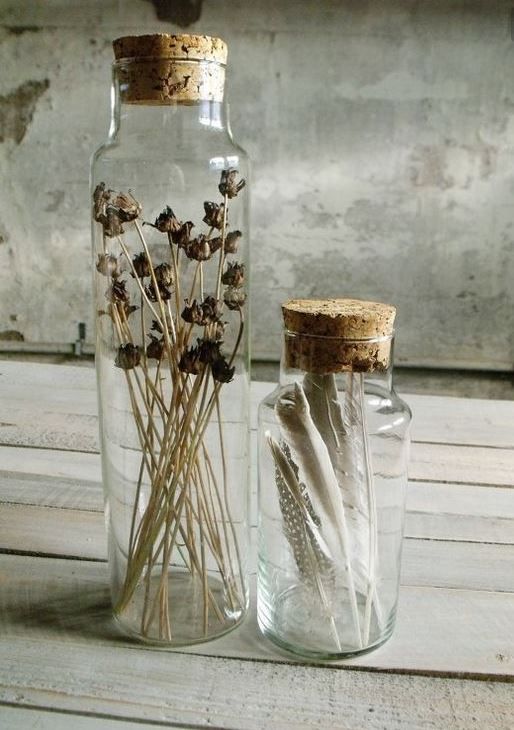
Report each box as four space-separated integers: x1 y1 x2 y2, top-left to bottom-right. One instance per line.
282 298 396 374
112 34 228 64
112 34 227 104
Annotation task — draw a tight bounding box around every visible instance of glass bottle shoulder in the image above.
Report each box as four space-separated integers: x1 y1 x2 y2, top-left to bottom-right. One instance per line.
258 381 411 433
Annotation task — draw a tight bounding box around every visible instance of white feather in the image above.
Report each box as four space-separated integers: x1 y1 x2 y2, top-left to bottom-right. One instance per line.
275 382 363 646
302 373 370 587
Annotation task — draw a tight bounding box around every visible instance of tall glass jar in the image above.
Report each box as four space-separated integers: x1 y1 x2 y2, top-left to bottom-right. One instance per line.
258 298 411 659
90 34 250 646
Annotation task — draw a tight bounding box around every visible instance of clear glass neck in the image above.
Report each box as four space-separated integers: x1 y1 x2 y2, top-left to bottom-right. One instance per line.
108 59 229 140
279 331 395 392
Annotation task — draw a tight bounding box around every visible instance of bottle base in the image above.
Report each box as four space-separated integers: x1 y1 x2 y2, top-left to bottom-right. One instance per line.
113 570 247 647
259 623 394 661
258 582 396 661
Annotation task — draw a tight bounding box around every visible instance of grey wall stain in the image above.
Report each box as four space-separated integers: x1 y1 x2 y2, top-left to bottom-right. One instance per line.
0 79 49 145
5 26 41 35
44 190 65 213
147 0 203 27
0 330 24 341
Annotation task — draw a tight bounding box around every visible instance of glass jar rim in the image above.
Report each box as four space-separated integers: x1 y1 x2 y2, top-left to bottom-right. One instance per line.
113 57 226 68
284 329 394 344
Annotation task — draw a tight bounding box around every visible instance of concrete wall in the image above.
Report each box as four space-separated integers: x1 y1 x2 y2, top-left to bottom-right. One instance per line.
1 0 513 369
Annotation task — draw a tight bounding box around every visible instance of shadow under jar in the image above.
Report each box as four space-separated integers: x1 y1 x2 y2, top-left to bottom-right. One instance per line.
91 34 250 646
258 298 411 659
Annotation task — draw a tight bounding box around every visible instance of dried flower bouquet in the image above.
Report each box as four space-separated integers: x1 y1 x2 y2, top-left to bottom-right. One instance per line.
93 169 247 642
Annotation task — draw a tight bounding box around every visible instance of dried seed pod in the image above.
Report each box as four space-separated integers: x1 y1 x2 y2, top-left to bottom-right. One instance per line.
171 221 194 249
114 192 142 222
146 205 181 233
145 282 172 302
132 252 151 278
181 299 203 324
115 343 141 370
211 355 235 383
93 182 111 222
146 334 165 360
103 206 125 238
221 262 244 288
224 230 242 254
179 345 203 374
154 262 174 288
214 320 226 341
203 202 225 230
218 169 245 199
106 279 129 303
200 295 221 324
224 286 246 310
186 234 212 261
93 186 141 237
197 339 221 364
96 253 118 277
209 236 222 254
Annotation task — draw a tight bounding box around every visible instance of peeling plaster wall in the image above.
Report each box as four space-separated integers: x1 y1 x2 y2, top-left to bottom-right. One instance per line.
0 0 513 368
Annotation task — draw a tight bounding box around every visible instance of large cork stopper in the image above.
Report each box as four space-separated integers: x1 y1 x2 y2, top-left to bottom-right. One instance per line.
282 298 396 374
112 34 227 105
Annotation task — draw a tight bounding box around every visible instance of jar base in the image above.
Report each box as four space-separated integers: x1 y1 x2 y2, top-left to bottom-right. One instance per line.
258 582 395 660
259 624 394 662
113 570 247 647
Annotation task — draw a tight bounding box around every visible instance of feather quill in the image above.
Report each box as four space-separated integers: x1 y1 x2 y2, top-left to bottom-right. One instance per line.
302 372 370 587
274 382 363 646
303 371 382 640
266 433 342 651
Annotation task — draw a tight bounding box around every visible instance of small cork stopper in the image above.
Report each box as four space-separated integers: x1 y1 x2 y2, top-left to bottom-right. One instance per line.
112 34 227 105
282 298 396 374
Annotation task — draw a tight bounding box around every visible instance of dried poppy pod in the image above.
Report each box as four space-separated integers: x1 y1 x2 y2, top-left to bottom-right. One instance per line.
282 298 396 374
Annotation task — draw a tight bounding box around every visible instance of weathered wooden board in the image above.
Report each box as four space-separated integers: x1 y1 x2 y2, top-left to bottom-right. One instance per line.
1 638 512 730
3 470 513 544
2 500 514 596
0 707 165 730
2 438 514 498
2 362 514 451
1 554 513 679
408 443 514 487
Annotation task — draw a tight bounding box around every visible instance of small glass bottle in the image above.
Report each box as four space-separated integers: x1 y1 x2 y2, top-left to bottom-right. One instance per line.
258 298 411 659
91 34 250 645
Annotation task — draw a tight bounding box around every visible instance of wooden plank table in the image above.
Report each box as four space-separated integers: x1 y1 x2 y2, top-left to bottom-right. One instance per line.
0 360 513 729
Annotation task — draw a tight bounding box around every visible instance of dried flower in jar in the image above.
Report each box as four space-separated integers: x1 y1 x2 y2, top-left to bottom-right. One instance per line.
132 252 151 278
224 230 242 254
211 355 235 383
114 192 142 223
186 235 212 261
96 253 119 277
218 169 245 199
146 206 181 233
203 202 225 230
115 343 141 370
146 281 172 302
181 299 203 325
106 279 129 304
146 334 165 360
179 344 203 375
154 262 174 288
221 262 244 288
209 236 222 254
172 221 195 249
93 183 141 237
224 286 246 310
